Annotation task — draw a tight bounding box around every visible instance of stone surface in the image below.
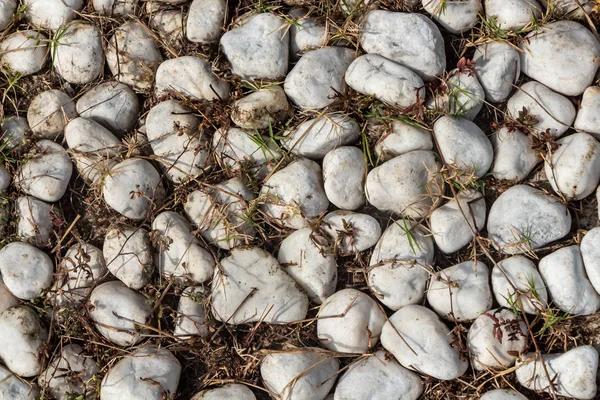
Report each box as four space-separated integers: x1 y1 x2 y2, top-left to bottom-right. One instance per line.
1 116 29 150
0 241 53 300
284 46 355 110
0 30 48 76
360 10 446 81
491 127 539 182
575 86 600 139
0 0 15 30
433 69 485 120
473 41 521 102
552 0 596 19
487 185 571 254
322 146 366 210
23 0 83 30
581 227 600 296
191 384 257 400
480 389 528 400
231 86 291 129
27 90 77 139
16 195 54 246
0 365 39 399
372 119 433 162
211 247 308 324
289 8 328 55
317 288 386 353
0 278 18 313
422 0 482 34
520 20 600 96
52 21 104 84
484 0 542 30
104 225 153 289
173 286 209 338
186 0 226 43
93 0 136 15
380 304 468 380
321 211 381 255
148 8 183 43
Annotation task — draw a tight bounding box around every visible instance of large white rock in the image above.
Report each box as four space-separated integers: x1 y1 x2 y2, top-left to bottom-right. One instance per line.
231 86 291 129
289 8 328 55
52 21 104 84
23 0 83 30
145 100 210 182
152 211 215 283
545 133 600 200
484 0 542 30
490 127 539 182
103 225 153 289
372 119 433 162
92 0 136 15
0 0 15 30
507 81 576 138
0 278 18 313
317 288 386 353
345 54 425 108
487 185 571 254
191 384 256 399
365 150 442 218
0 241 53 300
480 389 528 400
278 227 337 304
211 247 308 324
260 158 329 229
186 0 226 43
433 116 493 177
106 21 163 90
467 308 528 371
429 190 486 254
16 195 54 246
38 344 99 400
581 227 600 295
520 20 600 96
321 211 381 255
89 281 151 346
368 220 433 310
102 158 163 220
380 304 468 380
422 0 481 34
427 260 493 321
492 255 548 315
220 13 288 80
360 10 446 81
284 46 354 110
0 306 47 377
333 349 423 400
516 346 598 399
261 349 339 400
322 146 366 210
539 245 600 315
473 41 521 102
27 89 77 139
76 81 139 134
100 347 181 400
575 86 600 139
155 56 230 101
173 286 209 338
0 365 39 399
0 30 48 76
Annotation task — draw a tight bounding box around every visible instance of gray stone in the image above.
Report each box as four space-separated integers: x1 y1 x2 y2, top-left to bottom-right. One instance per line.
231 86 291 129
484 0 542 30
186 0 226 43
575 86 600 139
27 90 77 139
0 164 8 191
371 119 433 162
473 41 521 103
192 384 256 399
103 225 153 290
0 30 48 76
93 0 137 15
422 0 482 34
77 81 139 134
322 146 366 210
491 127 539 182
23 0 83 30
0 242 53 300
52 21 104 84
0 278 18 313
551 0 596 19
1 116 29 150
0 365 38 399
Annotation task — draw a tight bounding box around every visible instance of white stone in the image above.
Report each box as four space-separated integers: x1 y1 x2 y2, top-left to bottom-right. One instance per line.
333 349 423 400
473 41 521 103
539 245 600 315
575 86 600 139
491 127 539 182
0 306 47 377
321 211 381 255
16 196 53 246
23 0 83 30
76 81 139 134
551 0 596 19
317 288 386 353
38 344 99 400
365 150 442 218
93 0 136 15
104 225 153 289
481 389 528 400
152 211 215 283
422 0 482 34
427 261 493 321
520 20 600 96
211 247 308 324
231 86 291 129
187 0 226 43
516 346 598 399
52 21 104 84
322 146 366 210
0 164 8 191
278 227 337 304
260 158 329 229
435 69 485 120
283 114 360 159
191 384 256 399
492 255 548 315
380 304 468 380
345 54 425 108
27 90 77 139
368 220 433 310
0 278 18 313
546 133 600 200
89 281 151 346
1 116 29 150
0 30 48 76
582 227 600 296
372 119 433 162
220 13 288 80
289 8 327 55
106 21 163 90
284 46 355 110
360 10 446 81
0 241 53 300
487 185 571 254
261 349 339 400
145 100 209 182
467 308 528 371
433 115 493 177
484 0 542 30
148 8 183 42
173 286 209 338
102 158 163 220
100 347 181 399
155 56 230 101
507 81 576 138
0 0 15 30
0 365 38 399
429 189 487 254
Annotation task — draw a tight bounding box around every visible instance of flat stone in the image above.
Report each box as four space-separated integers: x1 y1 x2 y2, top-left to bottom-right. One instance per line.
0 30 48 76
52 21 104 84
473 41 521 102
173 286 209 338
322 146 366 210
372 119 433 162
0 241 53 300
27 90 77 139
484 0 542 30
321 210 381 255
191 384 257 399
23 0 83 30
186 0 226 43
289 8 328 55
0 365 39 399
490 127 539 182
422 0 482 34
103 225 153 289
231 86 291 129
16 196 54 246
